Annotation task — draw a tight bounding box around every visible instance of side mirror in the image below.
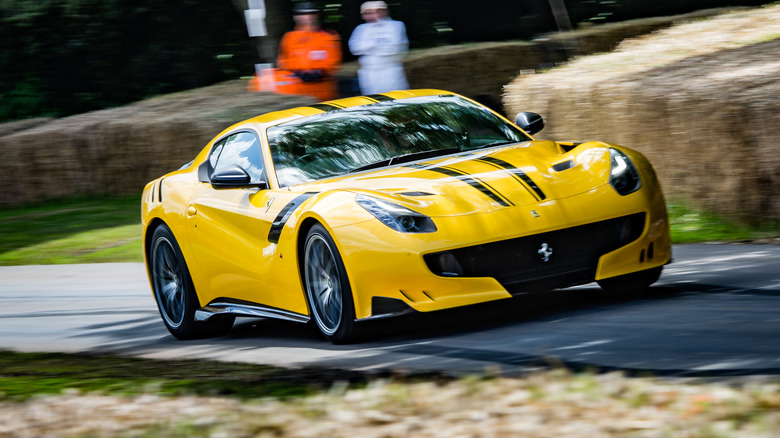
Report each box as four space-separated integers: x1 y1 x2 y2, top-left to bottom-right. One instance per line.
210 164 267 189
515 112 544 135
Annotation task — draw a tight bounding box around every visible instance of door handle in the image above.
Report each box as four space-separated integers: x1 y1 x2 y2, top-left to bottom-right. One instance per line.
187 205 198 216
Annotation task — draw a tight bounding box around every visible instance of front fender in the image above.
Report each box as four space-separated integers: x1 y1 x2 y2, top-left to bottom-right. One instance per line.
264 190 374 316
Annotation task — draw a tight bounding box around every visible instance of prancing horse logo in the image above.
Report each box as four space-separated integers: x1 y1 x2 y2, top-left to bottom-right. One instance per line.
538 243 553 262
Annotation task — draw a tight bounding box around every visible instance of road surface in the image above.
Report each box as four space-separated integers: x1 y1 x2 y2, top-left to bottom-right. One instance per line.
1 244 779 376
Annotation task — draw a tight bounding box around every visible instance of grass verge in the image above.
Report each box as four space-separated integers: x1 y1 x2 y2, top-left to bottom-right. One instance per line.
0 350 376 402
1 351 778 437
0 195 143 265
667 201 779 244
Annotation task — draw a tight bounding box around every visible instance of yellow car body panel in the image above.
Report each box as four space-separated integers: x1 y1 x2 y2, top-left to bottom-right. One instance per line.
141 89 670 338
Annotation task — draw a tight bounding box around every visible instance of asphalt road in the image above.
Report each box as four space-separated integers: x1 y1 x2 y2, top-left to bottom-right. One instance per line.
1 243 779 376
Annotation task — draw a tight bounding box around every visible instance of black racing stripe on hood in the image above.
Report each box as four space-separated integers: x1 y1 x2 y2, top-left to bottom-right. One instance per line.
476 156 546 201
308 103 343 112
364 94 395 102
409 164 512 207
268 192 318 244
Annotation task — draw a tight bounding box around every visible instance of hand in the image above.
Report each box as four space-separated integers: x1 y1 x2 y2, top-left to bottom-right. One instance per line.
292 70 325 83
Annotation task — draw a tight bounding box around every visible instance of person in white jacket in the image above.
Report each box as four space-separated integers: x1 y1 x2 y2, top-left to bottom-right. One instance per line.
348 1 409 95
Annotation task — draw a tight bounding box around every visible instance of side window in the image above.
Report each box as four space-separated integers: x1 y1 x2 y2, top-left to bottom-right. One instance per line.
209 140 225 170
212 132 266 185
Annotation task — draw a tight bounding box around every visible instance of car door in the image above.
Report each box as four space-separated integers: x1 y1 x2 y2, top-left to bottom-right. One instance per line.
184 131 279 308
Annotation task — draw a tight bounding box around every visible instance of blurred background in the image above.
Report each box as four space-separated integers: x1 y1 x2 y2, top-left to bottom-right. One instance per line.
0 0 770 123
1 0 778 234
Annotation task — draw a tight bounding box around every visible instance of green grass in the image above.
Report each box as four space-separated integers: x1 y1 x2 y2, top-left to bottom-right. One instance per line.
0 351 367 402
0 195 776 266
0 195 143 265
667 202 778 244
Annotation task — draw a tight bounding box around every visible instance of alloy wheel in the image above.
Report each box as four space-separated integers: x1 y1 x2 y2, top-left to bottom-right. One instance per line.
304 233 343 335
151 236 186 328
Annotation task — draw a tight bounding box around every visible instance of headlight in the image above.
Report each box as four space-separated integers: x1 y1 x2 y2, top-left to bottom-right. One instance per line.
609 148 641 195
356 194 437 233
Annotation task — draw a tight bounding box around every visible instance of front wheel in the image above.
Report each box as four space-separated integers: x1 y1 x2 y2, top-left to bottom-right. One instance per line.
149 224 233 339
597 266 663 295
303 224 362 344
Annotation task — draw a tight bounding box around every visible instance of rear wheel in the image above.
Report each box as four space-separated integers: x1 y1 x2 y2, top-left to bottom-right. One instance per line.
303 224 362 344
149 224 233 339
597 266 663 295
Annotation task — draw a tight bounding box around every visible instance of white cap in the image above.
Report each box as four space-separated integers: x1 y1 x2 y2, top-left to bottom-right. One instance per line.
360 1 387 13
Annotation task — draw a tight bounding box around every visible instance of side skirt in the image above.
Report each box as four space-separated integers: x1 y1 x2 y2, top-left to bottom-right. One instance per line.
195 299 310 324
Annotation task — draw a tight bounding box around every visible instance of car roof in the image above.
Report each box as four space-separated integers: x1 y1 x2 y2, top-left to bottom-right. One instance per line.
244 89 455 127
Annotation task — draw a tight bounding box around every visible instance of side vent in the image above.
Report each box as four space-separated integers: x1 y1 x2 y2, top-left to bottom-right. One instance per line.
552 160 575 172
157 178 164 203
398 191 435 197
557 142 582 152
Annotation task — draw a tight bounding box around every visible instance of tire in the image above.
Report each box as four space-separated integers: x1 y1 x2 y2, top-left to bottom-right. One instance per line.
597 266 663 295
148 224 234 339
303 224 362 344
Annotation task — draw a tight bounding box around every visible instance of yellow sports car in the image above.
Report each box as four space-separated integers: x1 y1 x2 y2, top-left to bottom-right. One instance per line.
142 90 670 343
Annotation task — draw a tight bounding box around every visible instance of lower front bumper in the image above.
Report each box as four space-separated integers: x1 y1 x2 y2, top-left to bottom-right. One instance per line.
337 190 670 320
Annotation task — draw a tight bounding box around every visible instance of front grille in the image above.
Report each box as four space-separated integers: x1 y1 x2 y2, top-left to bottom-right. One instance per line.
424 213 646 291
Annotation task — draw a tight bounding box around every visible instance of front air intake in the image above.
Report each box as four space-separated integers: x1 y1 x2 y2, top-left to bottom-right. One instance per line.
424 213 646 290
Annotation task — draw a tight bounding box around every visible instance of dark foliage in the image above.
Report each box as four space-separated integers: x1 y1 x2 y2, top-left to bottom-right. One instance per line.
0 0 253 122
0 0 771 123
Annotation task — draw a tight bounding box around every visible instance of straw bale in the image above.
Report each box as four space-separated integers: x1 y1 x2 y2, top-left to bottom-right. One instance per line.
551 7 752 58
503 5 780 224
405 42 542 105
0 81 313 207
400 9 733 113
0 118 53 137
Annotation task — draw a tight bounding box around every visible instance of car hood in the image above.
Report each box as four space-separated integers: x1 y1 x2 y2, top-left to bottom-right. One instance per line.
293 140 614 217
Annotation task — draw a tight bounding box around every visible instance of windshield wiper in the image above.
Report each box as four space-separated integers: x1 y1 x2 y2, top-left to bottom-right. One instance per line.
349 148 461 173
348 159 392 173
471 140 523 150
389 148 461 166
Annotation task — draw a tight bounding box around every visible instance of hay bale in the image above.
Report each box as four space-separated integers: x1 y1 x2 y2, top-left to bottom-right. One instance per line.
0 80 314 207
382 9 735 114
0 118 53 137
503 5 780 225
405 42 543 113
548 7 753 57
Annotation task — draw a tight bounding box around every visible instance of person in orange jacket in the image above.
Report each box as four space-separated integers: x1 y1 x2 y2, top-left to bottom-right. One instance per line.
276 2 342 101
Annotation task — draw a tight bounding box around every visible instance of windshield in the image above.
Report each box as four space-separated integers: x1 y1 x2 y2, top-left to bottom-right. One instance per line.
267 95 532 187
